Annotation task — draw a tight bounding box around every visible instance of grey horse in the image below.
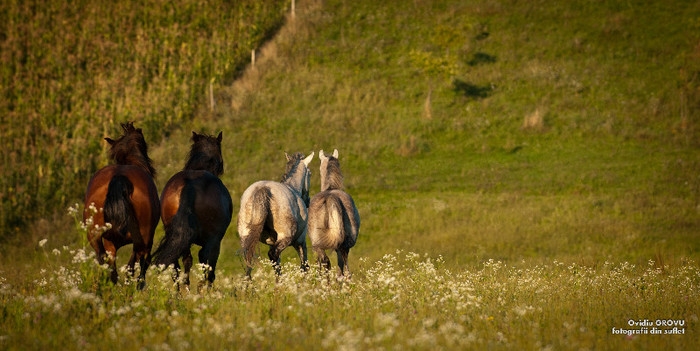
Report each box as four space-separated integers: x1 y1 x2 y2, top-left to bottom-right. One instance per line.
307 149 360 276
238 152 314 276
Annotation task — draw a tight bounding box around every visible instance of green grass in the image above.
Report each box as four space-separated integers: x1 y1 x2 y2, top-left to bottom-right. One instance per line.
1 244 698 350
2 0 700 349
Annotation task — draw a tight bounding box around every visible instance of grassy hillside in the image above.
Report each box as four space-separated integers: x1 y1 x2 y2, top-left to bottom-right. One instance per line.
2 0 700 349
0 0 290 234
191 0 700 267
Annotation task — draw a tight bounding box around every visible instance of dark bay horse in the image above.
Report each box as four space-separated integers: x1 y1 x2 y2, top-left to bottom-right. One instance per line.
153 131 232 289
308 149 360 276
238 152 314 277
83 122 160 289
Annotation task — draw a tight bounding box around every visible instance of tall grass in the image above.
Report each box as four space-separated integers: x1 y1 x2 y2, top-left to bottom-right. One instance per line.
0 0 290 234
1 236 697 350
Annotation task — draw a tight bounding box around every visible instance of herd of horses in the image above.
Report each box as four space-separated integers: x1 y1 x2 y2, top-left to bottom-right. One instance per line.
82 122 360 289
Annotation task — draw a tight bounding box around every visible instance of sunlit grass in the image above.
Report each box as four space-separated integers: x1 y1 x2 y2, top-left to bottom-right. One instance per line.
1 235 697 350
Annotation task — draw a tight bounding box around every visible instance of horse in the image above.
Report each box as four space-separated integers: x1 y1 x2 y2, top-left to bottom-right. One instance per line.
153 131 232 289
238 152 314 277
83 122 160 289
307 149 360 276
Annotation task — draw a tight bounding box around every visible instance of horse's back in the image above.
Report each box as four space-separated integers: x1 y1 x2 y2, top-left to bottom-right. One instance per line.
241 181 301 215
239 180 306 242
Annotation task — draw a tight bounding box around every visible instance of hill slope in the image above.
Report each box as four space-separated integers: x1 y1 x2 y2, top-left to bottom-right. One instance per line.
154 0 700 269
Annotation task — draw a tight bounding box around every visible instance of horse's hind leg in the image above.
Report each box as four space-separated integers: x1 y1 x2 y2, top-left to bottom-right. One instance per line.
102 240 119 284
337 248 350 277
198 241 221 288
182 249 193 289
127 251 138 280
129 240 150 290
269 236 293 275
314 247 331 271
292 240 309 271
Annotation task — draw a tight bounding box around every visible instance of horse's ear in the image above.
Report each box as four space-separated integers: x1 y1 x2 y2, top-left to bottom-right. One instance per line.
191 131 200 141
105 137 115 145
217 131 223 143
332 149 339 159
319 150 326 160
303 151 315 166
285 152 291 161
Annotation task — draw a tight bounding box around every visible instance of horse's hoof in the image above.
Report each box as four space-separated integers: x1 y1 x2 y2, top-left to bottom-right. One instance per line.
137 280 146 290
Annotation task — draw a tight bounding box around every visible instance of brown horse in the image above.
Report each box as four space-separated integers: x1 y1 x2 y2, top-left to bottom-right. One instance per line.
83 122 160 289
153 131 232 289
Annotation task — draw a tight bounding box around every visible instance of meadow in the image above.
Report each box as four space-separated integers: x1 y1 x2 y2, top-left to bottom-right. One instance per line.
2 0 700 349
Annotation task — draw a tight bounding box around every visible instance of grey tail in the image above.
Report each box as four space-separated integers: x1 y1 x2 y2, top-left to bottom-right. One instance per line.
326 195 346 244
153 180 199 267
242 187 271 268
103 175 136 238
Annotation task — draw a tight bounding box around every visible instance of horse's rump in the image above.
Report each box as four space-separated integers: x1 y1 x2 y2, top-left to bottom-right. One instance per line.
309 189 360 251
84 165 159 243
308 192 345 250
153 176 199 267
103 174 135 237
240 185 272 265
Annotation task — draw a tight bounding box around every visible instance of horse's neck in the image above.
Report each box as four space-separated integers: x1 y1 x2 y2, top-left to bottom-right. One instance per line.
283 173 304 194
119 154 155 177
320 174 343 192
320 178 334 192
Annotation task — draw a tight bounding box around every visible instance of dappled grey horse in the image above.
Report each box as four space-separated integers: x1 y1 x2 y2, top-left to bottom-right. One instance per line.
307 149 360 276
238 152 314 276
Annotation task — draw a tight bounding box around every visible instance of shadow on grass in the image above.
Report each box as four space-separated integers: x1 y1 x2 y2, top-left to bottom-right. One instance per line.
467 52 497 66
452 79 493 99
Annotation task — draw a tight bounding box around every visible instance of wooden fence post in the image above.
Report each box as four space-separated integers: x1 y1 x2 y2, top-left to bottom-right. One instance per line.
209 81 215 111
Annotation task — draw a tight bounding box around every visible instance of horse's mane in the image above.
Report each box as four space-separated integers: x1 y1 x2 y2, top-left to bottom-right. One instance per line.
282 152 311 206
107 122 156 177
184 132 224 176
281 152 305 183
321 156 344 191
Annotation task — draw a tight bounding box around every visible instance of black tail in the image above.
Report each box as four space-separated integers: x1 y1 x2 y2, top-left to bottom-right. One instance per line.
153 180 199 267
104 175 136 237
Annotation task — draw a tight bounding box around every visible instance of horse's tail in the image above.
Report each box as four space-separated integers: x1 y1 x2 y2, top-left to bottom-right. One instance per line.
326 195 345 245
242 187 271 267
153 180 199 267
103 175 136 238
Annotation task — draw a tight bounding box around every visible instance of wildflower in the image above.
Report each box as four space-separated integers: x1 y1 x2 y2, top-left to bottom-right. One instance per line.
38 239 47 248
67 203 80 216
